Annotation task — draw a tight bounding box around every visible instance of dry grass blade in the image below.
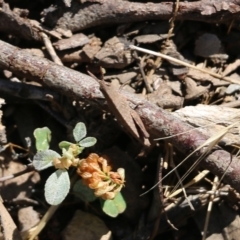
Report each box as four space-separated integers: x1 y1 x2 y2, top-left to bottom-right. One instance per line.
202 176 219 240
167 170 210 199
168 121 239 196
171 121 239 192
167 143 194 210
129 45 240 84
141 121 239 196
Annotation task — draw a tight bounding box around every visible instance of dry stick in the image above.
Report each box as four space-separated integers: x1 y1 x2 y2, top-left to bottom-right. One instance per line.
147 0 179 82
202 176 219 240
150 194 209 236
44 0 240 32
138 55 153 93
150 154 177 240
0 40 104 100
41 32 63 66
1 39 240 193
167 170 210 199
132 50 153 93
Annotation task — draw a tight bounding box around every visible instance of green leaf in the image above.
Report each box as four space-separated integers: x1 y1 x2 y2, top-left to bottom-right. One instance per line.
73 180 96 202
79 137 97 148
33 150 60 171
59 141 72 150
34 127 51 151
73 122 86 142
44 169 70 205
101 192 126 217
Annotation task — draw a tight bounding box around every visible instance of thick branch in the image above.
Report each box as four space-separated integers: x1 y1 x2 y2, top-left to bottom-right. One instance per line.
0 39 240 192
44 0 240 32
0 40 103 100
125 94 240 193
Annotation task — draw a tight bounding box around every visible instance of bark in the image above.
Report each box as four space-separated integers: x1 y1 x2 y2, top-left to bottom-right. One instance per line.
0 1 42 41
0 39 240 192
0 40 103 100
43 0 240 32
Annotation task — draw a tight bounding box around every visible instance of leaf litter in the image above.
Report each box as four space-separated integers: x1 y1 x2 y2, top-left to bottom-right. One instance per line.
1 0 240 239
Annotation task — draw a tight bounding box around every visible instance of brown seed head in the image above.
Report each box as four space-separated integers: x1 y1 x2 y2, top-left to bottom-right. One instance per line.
77 153 125 199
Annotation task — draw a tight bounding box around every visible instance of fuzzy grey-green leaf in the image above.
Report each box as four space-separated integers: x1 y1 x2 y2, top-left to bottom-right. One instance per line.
44 169 70 205
33 150 60 171
73 122 86 142
79 137 97 147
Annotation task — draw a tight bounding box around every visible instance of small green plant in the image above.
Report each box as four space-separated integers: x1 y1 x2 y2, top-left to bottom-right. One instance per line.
32 122 126 217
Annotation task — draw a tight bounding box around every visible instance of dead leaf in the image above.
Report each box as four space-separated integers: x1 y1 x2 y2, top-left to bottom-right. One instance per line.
99 80 150 146
183 77 209 100
147 82 183 109
188 68 229 86
95 37 134 69
82 37 102 61
53 33 90 51
134 34 171 44
104 71 137 84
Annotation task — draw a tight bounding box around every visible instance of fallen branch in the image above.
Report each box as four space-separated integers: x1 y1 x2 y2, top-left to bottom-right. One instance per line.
0 39 240 192
0 40 103 100
43 0 240 32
